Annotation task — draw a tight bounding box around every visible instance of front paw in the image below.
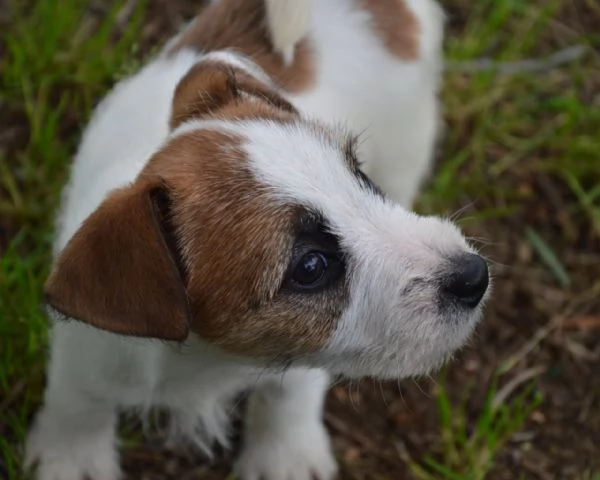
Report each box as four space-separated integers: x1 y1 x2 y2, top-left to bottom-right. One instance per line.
234 422 337 480
25 412 120 480
25 458 119 480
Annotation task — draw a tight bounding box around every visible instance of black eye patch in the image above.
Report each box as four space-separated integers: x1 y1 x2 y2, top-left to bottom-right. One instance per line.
281 209 345 293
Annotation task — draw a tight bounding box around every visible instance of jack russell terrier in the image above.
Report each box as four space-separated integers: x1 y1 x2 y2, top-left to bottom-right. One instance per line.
25 0 489 479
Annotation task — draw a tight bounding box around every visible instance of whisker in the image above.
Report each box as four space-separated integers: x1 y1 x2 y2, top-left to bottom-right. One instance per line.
378 379 389 409
448 201 477 222
348 379 359 413
465 236 500 247
395 361 406 405
412 377 432 399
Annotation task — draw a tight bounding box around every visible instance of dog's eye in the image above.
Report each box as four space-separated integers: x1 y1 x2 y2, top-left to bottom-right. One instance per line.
282 210 345 293
292 252 328 286
285 250 342 292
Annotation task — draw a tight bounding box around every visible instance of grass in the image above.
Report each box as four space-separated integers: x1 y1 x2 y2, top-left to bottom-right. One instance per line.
421 0 600 235
1 0 599 479
0 0 146 476
402 368 544 480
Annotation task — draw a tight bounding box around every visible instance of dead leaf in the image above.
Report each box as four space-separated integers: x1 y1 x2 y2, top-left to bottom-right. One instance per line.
561 315 600 331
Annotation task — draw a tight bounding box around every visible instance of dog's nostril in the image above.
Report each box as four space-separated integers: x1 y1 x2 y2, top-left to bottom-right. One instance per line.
443 253 489 308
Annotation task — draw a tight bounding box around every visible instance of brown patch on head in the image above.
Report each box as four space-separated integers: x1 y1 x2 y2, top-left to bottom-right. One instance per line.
147 130 347 356
170 61 297 129
46 127 348 358
360 0 421 60
166 0 314 92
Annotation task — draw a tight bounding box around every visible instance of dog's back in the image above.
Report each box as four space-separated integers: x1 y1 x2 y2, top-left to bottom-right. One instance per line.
58 0 444 255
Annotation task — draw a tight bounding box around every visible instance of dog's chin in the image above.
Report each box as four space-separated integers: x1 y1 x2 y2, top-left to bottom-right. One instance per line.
296 307 483 380
305 348 454 380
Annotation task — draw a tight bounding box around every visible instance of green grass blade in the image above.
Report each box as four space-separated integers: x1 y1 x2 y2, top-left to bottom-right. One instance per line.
525 227 571 287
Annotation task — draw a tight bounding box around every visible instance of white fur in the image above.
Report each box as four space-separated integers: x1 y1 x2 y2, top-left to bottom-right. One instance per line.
26 2 480 480
234 369 337 480
265 0 313 65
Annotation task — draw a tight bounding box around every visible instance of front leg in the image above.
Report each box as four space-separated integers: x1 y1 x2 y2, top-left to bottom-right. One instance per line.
25 323 128 480
235 368 337 480
25 393 119 480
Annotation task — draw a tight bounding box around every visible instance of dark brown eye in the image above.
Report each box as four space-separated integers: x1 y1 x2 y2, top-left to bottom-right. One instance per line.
282 211 345 293
292 252 328 286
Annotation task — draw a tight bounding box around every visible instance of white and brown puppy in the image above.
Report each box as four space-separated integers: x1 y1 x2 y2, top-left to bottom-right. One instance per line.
26 1 489 479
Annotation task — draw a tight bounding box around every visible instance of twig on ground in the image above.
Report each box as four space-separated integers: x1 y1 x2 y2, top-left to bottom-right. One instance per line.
491 366 546 411
446 45 586 75
115 0 139 29
499 320 560 374
325 411 406 470
521 459 554 480
499 284 600 373
324 412 379 453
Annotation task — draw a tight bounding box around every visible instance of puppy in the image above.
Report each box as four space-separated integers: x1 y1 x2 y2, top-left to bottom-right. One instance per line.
25 1 489 479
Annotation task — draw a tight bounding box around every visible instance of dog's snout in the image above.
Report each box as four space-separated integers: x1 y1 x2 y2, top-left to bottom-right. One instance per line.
442 253 489 308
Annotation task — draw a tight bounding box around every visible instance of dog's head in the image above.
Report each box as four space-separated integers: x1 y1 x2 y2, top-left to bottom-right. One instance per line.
45 60 489 379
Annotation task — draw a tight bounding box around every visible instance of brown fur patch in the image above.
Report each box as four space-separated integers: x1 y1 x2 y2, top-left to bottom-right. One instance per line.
145 130 346 356
360 0 421 60
166 0 314 92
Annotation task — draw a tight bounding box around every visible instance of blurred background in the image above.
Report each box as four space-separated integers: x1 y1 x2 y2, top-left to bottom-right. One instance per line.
0 0 598 479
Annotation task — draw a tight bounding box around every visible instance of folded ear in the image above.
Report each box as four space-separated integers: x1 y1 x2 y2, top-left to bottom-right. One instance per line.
170 61 297 129
44 179 190 341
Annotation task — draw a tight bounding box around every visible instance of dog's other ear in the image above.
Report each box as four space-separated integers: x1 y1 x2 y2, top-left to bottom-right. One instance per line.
44 179 190 341
170 62 297 129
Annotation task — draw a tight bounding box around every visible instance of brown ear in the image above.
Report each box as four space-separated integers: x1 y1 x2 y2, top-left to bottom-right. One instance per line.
170 62 297 129
44 179 190 341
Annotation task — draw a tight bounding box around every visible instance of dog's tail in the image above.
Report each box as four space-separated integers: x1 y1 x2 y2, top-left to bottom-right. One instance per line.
265 0 313 65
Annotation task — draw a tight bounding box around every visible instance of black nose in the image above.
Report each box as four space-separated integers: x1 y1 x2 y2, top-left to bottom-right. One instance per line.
443 254 489 308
